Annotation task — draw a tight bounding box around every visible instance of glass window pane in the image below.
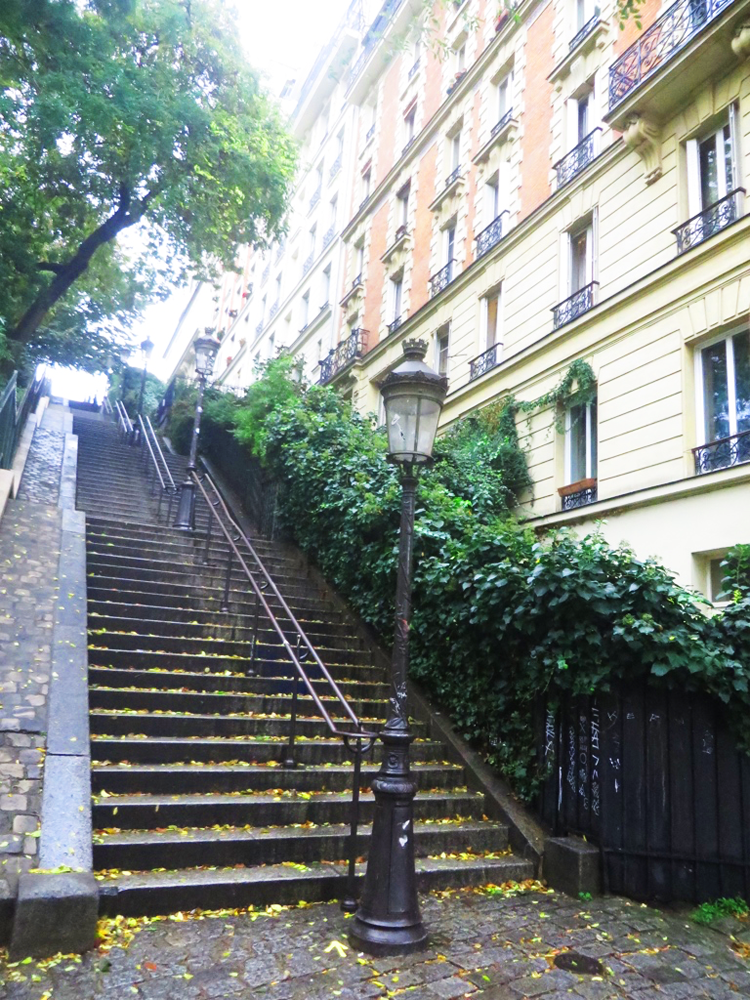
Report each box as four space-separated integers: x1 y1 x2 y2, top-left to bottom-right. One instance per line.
571 230 588 292
702 341 730 442
569 403 587 482
733 331 750 433
486 296 499 347
723 124 734 193
699 134 718 209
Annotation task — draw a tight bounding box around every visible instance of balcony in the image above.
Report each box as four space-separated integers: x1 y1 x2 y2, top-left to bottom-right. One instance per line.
329 153 342 181
491 108 514 139
673 188 745 254
256 320 264 335
559 478 598 510
402 135 416 157
606 0 745 129
475 211 508 258
429 259 455 298
319 328 369 384
469 343 501 381
268 301 279 321
408 57 420 80
340 273 364 308
308 188 321 213
553 128 601 189
302 251 314 276
261 262 270 284
382 224 410 264
323 224 336 250
275 241 285 263
445 165 461 189
693 429 750 474
387 316 403 335
552 281 598 329
569 8 601 50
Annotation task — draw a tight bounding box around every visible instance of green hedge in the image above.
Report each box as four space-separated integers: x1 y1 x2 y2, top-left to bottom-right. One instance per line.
198 359 750 799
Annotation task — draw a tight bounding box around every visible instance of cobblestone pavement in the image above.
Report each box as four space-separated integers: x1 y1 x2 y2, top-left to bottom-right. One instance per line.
15 429 64 506
0 414 64 889
2 885 750 999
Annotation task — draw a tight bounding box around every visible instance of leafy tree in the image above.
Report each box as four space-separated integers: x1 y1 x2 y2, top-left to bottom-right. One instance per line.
0 0 296 364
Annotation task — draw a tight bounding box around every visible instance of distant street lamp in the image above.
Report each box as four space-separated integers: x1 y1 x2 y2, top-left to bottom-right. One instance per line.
350 339 447 955
173 330 221 531
137 337 155 417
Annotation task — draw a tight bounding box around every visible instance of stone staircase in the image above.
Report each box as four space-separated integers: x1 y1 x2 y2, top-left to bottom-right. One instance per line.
73 411 533 917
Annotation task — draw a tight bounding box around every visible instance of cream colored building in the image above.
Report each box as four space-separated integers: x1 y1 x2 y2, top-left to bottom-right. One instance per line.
329 0 750 602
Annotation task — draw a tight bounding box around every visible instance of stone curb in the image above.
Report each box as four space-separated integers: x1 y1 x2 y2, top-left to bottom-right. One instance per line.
10 430 98 959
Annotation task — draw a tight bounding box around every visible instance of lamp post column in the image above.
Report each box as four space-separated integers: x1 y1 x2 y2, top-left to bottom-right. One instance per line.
349 465 427 955
173 373 205 531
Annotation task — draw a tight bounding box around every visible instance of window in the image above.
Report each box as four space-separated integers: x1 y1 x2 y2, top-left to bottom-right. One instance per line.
274 274 282 304
268 333 275 359
575 0 594 30
484 288 501 349
436 329 450 376
321 265 331 306
260 294 266 322
404 105 416 146
497 72 512 120
455 43 466 73
565 399 598 484
309 225 317 254
485 173 500 221
570 224 592 294
362 167 371 202
397 182 410 228
568 86 594 148
697 328 750 450
329 194 338 227
391 275 403 321
445 223 456 266
687 111 738 216
450 131 461 171
301 291 310 329
355 241 365 277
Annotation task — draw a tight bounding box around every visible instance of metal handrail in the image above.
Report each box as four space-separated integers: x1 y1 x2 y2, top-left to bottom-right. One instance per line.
193 469 376 740
191 468 377 911
136 414 179 521
115 400 134 441
143 415 176 491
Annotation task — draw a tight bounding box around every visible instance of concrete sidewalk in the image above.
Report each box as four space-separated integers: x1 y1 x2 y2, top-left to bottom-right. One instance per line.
2 882 749 999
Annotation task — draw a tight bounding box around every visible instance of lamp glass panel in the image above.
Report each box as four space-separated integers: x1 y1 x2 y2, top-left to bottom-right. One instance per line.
384 391 441 463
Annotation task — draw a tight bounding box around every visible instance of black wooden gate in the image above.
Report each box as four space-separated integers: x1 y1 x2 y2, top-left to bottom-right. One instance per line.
537 680 750 903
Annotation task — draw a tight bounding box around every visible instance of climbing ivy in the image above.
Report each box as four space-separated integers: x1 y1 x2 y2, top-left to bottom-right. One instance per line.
198 358 750 801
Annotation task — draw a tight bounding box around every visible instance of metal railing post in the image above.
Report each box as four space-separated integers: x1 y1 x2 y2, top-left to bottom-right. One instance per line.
341 738 365 912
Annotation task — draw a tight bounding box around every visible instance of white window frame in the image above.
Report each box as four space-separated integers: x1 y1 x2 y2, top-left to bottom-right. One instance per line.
562 212 597 299
321 265 331 306
497 72 513 120
686 106 738 216
435 328 450 376
444 224 456 266
391 275 403 321
482 286 502 351
694 324 749 447
564 399 597 484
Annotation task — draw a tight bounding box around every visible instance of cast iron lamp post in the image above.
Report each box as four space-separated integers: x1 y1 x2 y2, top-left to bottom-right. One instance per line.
173 331 221 531
350 339 448 955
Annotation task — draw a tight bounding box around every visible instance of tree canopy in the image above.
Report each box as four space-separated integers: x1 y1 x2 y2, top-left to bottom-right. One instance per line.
0 0 297 374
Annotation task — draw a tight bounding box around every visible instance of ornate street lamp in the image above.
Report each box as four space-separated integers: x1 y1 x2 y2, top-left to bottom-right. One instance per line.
173 330 221 531
350 339 447 955
137 337 155 416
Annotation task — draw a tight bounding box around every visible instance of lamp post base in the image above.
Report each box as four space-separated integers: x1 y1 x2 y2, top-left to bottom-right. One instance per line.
349 729 427 956
173 479 196 531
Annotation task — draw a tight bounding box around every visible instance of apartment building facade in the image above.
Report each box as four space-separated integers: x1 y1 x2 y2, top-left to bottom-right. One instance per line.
175 0 750 602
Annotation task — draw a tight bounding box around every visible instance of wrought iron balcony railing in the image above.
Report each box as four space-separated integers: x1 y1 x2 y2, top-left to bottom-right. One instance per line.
352 272 363 288
268 302 279 321
429 259 455 298
387 316 403 335
261 262 270 284
693 428 750 474
275 242 285 263
552 281 598 329
553 128 601 189
302 251 314 276
609 0 734 109
561 481 598 510
408 57 420 80
256 320 264 334
309 188 321 213
366 123 376 143
402 135 416 156
569 8 601 50
323 224 336 250
445 165 461 189
491 108 514 138
329 153 342 181
319 328 368 384
469 343 501 381
475 210 508 258
673 189 745 254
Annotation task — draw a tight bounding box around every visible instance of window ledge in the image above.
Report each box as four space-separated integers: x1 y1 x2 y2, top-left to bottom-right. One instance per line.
558 477 597 497
428 173 465 213
548 17 609 84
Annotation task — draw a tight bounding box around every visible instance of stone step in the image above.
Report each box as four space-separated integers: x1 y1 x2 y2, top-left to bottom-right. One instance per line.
88 667 388 700
86 517 283 557
96 855 535 917
89 710 422 739
92 789 484 830
90 735 443 765
88 630 373 665
94 821 508 872
86 574 333 611
90 761 464 795
86 538 303 574
88 611 362 648
87 647 373 679
88 684 389 719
